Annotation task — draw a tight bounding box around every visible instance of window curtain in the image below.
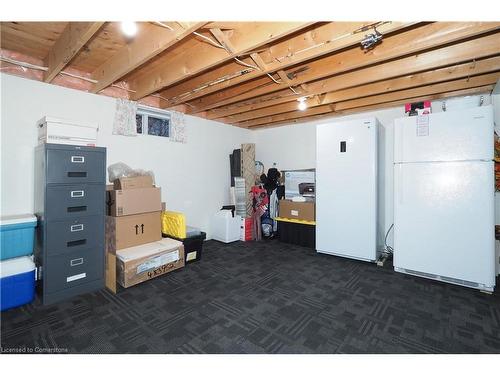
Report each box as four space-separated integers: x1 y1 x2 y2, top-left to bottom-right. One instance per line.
113 98 138 136
169 110 187 143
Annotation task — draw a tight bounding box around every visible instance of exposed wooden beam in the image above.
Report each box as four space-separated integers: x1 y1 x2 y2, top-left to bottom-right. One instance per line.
223 56 500 123
209 28 236 53
188 22 500 113
249 85 494 129
208 32 500 120
90 22 205 93
128 22 314 100
44 22 103 82
238 73 499 128
159 21 413 107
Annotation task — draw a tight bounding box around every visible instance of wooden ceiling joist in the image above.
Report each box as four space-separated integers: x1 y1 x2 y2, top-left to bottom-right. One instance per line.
128 22 315 100
208 32 500 122
249 85 495 129
188 22 500 114
223 56 500 124
239 73 500 128
90 22 205 93
157 21 414 107
44 22 104 83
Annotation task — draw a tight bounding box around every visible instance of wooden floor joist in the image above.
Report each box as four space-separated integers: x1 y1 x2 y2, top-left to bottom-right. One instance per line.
128 22 315 100
157 21 414 107
239 73 499 128
90 22 205 93
2 21 499 129
248 85 495 129
188 22 500 114
223 56 500 124
208 32 500 123
44 22 103 83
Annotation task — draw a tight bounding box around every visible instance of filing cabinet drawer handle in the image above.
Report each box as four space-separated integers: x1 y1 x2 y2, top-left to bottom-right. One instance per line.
67 273 86 282
67 172 87 178
70 190 85 198
67 206 87 213
70 224 84 232
71 156 85 163
67 239 86 247
70 258 84 266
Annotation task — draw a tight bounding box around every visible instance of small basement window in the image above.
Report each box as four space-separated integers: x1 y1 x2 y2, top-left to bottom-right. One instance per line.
136 106 170 138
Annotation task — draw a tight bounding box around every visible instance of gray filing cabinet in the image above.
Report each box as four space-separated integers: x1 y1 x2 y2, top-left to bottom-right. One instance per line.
34 144 106 304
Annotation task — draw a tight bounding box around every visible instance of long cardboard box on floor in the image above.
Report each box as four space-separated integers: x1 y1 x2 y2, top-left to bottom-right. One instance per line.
106 211 162 253
107 187 162 216
116 238 185 288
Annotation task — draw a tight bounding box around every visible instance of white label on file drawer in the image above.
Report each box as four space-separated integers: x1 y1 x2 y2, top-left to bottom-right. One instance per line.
71 190 85 198
70 224 84 232
67 273 86 283
71 156 85 163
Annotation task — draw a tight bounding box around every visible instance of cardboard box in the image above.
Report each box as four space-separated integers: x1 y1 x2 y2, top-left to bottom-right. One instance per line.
105 253 117 294
279 200 315 222
113 175 154 190
37 116 98 146
116 238 185 288
107 187 162 216
105 211 162 253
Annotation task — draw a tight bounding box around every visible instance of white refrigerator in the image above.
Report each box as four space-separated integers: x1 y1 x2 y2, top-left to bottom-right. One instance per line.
394 105 495 292
316 117 379 262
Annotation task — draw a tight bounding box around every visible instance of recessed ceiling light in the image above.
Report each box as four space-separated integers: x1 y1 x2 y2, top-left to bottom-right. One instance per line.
121 22 137 37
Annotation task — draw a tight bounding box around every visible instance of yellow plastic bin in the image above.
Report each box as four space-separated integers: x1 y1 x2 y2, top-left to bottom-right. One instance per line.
161 211 186 239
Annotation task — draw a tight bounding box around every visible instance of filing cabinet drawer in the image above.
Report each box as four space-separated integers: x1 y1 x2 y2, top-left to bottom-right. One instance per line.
45 216 104 256
45 248 103 292
45 184 105 220
46 148 105 184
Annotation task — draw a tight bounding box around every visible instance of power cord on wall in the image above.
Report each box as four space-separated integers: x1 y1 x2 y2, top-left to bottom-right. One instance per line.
376 223 394 267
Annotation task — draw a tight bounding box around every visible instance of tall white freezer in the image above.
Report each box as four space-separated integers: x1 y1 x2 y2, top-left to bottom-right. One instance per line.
316 117 379 262
394 105 495 292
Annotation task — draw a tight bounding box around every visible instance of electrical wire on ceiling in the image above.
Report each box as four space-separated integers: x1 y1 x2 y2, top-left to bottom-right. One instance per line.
1 21 393 107
151 21 174 31
167 22 392 105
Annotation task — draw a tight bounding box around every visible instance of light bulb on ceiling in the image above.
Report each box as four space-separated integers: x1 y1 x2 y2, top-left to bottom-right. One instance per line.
121 21 138 37
297 97 307 111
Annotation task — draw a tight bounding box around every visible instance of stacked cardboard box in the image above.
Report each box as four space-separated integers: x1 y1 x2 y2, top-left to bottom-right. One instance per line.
105 175 184 292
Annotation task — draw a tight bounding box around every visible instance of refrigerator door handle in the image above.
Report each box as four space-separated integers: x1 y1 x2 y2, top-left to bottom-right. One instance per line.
397 164 404 205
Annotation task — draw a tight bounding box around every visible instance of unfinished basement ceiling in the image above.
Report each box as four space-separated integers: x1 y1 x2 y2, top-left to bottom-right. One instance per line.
1 21 499 128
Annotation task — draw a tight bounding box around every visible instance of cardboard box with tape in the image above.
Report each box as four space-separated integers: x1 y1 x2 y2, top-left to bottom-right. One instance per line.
107 187 162 216
106 211 162 253
116 238 185 288
278 200 315 222
113 175 154 190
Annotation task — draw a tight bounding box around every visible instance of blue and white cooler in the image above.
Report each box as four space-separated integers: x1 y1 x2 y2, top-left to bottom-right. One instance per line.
1 214 37 261
1 256 36 311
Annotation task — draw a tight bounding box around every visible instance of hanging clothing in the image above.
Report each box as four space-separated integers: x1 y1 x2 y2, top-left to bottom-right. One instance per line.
269 189 279 232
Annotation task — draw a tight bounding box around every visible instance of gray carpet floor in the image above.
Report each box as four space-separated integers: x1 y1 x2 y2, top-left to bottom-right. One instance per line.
1 239 500 354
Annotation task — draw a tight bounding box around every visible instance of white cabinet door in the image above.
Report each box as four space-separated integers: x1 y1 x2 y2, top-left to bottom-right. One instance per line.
394 161 495 288
316 118 378 261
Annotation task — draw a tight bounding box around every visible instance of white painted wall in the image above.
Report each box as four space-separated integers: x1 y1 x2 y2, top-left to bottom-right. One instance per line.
0 73 250 238
253 94 496 249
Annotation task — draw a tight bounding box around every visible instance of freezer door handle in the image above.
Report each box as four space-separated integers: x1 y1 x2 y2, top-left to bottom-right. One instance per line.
340 141 346 153
397 164 404 205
